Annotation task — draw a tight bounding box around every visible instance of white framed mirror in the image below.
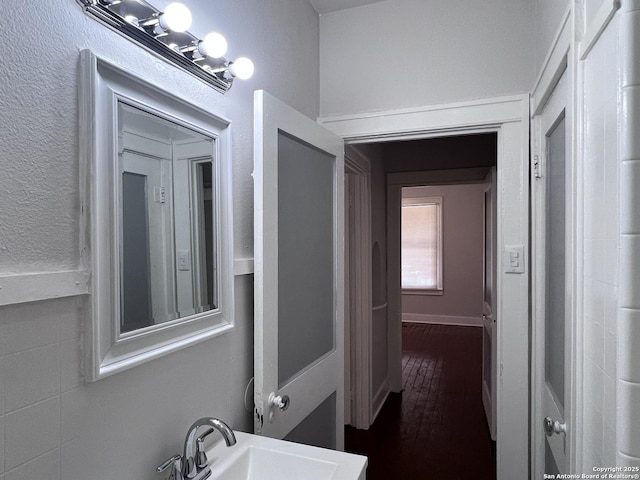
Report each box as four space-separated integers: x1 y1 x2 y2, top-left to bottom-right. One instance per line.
79 50 234 381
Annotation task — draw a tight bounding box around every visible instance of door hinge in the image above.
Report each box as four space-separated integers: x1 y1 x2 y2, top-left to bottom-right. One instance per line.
154 186 166 203
533 155 542 179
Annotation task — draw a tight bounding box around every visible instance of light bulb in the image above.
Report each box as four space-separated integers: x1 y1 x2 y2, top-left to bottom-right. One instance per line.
199 32 227 58
158 2 192 32
229 57 254 80
124 14 139 26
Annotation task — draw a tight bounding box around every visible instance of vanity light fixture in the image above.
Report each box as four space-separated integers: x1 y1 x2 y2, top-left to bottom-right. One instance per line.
77 0 254 93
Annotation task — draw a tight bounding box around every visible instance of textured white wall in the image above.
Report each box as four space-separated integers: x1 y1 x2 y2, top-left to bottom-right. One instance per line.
0 0 319 478
319 0 535 117
581 14 620 468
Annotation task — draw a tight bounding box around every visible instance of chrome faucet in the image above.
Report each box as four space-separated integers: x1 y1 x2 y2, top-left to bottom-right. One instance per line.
156 417 236 480
183 417 236 479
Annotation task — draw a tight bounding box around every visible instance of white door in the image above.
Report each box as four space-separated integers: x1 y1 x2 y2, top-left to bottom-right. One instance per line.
121 151 175 328
532 70 572 475
482 166 497 441
253 90 345 449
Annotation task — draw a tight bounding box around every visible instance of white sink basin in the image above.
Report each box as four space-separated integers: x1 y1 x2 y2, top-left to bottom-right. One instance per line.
206 432 367 480
213 446 338 480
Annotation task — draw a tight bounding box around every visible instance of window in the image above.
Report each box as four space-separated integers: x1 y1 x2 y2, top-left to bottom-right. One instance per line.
401 194 443 293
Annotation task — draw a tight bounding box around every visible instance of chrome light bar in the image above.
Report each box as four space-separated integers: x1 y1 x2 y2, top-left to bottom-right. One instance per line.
77 0 254 93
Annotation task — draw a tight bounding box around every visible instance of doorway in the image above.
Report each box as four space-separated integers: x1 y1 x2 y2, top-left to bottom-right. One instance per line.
344 134 497 479
322 94 530 479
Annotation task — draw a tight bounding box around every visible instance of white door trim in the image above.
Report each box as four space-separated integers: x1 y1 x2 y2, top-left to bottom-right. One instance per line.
531 7 582 472
532 68 574 475
344 146 373 430
319 94 530 480
482 167 498 442
531 5 571 117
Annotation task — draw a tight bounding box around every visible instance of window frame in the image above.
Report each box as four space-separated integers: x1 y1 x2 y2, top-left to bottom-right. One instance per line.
400 194 444 296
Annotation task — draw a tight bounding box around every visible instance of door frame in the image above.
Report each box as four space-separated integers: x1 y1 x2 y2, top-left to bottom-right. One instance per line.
319 94 530 479
344 146 373 429
532 68 572 475
530 7 579 475
482 166 498 442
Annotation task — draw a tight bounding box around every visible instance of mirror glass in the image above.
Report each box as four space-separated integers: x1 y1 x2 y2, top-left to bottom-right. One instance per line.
118 101 217 334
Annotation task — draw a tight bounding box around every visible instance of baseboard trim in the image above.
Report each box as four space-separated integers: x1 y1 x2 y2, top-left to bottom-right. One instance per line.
402 313 482 327
372 379 390 423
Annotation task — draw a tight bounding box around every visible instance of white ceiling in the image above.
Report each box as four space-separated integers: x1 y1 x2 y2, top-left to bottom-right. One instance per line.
308 0 389 14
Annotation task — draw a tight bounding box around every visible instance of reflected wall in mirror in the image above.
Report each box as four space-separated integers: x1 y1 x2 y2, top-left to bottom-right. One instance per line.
118 103 217 333
80 50 234 381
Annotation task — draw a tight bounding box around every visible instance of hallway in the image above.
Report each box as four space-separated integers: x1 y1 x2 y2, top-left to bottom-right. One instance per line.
345 323 496 479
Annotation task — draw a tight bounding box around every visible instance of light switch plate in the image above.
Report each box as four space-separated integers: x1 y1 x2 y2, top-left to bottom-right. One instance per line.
504 246 525 274
178 250 191 271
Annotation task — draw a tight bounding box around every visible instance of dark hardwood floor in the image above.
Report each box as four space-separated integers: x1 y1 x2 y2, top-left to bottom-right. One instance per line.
345 323 496 480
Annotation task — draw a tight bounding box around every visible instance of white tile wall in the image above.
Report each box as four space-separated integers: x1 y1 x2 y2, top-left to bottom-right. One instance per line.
5 397 60 470
4 345 60 412
618 381 640 457
4 449 59 480
0 297 74 478
0 276 256 479
581 12 620 469
618 0 640 467
0 415 5 473
619 309 640 380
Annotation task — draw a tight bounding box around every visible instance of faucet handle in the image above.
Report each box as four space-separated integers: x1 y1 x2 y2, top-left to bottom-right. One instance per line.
157 454 183 480
195 428 215 469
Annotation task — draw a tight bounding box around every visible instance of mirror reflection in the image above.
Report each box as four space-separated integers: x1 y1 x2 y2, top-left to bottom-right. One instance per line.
118 101 217 334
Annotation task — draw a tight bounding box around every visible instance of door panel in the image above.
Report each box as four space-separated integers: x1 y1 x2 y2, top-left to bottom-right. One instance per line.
254 90 345 449
545 116 567 413
482 167 497 441
543 111 567 470
284 392 337 450
277 132 335 386
533 71 571 475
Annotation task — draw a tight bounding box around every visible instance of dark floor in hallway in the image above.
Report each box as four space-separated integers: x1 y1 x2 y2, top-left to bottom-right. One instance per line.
345 323 496 480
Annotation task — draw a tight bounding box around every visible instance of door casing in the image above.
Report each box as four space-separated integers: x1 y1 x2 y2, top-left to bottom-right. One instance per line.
320 94 530 479
482 166 498 442
344 148 373 429
532 69 572 475
530 9 579 474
